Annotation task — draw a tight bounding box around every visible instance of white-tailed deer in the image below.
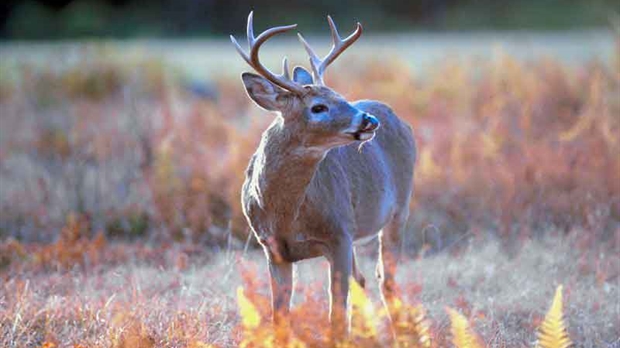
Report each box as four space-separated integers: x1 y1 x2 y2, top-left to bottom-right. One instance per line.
231 12 416 332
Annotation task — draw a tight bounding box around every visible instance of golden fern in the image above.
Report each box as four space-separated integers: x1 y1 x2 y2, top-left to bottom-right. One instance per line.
349 278 378 340
406 303 432 348
446 308 483 348
390 297 432 348
536 285 573 348
234 284 575 348
237 286 307 348
237 286 261 330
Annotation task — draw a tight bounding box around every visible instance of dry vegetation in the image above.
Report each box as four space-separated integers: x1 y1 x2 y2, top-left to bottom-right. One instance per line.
0 41 619 347
0 236 617 347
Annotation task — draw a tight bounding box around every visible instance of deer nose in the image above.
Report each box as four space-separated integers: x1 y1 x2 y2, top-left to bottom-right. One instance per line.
361 113 379 131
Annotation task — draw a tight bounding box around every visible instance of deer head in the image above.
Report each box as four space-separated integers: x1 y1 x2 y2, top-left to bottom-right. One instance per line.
230 12 379 152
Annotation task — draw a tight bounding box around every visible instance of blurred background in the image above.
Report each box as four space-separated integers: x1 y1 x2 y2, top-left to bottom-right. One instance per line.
1 0 619 38
1 2 619 347
0 0 618 248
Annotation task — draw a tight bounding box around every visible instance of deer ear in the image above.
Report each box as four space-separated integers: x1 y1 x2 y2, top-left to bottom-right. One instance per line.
241 72 288 111
293 66 313 85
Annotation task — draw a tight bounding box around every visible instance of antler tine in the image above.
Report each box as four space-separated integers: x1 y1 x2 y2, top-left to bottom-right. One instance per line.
230 35 251 66
281 57 291 80
327 15 341 45
297 33 323 82
247 11 255 47
230 11 305 94
297 16 362 85
324 16 362 68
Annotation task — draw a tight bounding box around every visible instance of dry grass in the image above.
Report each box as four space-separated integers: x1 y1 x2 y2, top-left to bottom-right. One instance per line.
0 40 619 347
0 235 618 347
1 44 618 245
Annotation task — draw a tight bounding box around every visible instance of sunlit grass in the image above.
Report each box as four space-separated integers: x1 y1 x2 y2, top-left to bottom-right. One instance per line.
0 45 618 347
1 47 618 244
1 236 616 347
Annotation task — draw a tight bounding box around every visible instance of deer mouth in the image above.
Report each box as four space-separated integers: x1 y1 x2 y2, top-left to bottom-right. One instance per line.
347 113 379 141
347 129 375 141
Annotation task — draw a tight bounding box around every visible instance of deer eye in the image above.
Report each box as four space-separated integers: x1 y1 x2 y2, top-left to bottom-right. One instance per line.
311 104 329 113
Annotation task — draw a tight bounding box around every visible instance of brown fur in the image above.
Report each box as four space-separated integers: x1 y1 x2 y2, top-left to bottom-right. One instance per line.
233 12 415 333
241 84 416 328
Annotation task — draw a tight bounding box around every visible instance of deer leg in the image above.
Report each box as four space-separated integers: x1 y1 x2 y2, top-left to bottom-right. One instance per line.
352 248 366 288
268 261 293 324
328 237 353 336
377 214 406 326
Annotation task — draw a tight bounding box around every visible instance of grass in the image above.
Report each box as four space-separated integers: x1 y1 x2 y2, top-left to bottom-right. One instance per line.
0 39 618 347
1 47 618 245
0 234 617 347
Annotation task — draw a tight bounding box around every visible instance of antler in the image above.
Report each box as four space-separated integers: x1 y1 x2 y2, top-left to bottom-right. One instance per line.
230 11 305 94
297 16 362 85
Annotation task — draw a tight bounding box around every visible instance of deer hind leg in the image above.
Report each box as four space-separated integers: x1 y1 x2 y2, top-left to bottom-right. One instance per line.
268 261 293 324
352 247 366 288
376 212 407 321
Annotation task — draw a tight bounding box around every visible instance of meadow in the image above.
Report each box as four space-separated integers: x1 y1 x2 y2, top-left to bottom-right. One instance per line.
0 36 619 347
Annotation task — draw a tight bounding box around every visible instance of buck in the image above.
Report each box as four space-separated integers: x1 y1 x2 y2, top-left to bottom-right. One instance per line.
231 12 416 330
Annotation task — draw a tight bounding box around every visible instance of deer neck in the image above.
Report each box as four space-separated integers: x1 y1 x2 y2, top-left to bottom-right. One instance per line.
250 119 325 233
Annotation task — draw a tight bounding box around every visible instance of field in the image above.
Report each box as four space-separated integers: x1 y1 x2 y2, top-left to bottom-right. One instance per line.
0 34 619 347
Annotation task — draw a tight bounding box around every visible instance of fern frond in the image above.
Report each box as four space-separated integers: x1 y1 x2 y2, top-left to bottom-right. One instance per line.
390 297 432 348
446 307 483 348
237 286 307 348
536 285 573 348
237 286 261 330
407 302 432 348
349 277 378 340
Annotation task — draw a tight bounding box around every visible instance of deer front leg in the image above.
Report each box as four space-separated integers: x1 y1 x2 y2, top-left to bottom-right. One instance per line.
268 261 293 323
328 237 353 336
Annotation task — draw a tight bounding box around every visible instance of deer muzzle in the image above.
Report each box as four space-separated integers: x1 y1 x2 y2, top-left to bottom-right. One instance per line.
350 113 379 141
361 113 379 132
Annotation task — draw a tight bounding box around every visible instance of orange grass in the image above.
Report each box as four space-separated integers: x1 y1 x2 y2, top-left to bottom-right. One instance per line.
0 48 618 244
0 45 619 347
2 236 616 347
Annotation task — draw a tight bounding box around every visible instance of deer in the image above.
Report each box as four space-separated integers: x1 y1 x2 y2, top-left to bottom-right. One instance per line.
231 12 416 333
